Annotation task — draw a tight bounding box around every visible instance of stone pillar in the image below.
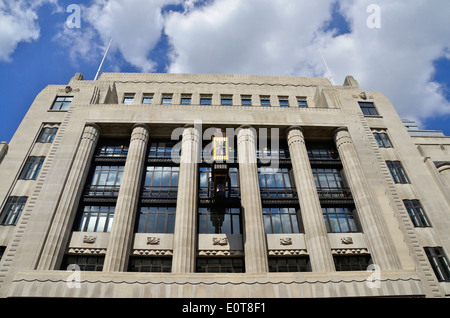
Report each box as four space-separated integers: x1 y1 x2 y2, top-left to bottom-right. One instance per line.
334 127 401 270
37 123 100 270
286 126 335 272
172 126 201 273
237 126 268 273
103 124 149 272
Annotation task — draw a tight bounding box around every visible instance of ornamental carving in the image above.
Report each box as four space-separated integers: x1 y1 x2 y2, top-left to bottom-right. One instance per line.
212 237 228 246
341 237 353 245
83 235 96 244
280 237 293 245
147 237 160 245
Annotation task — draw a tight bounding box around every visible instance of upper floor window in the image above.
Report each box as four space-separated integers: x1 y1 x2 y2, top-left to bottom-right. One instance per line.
241 95 252 106
77 205 115 232
148 140 179 160
373 132 392 148
334 255 373 271
200 94 212 105
260 95 271 107
137 206 176 233
278 96 289 107
322 206 359 233
128 257 172 272
0 196 27 225
142 94 153 104
181 94 192 105
161 94 173 105
404 200 431 227
87 165 124 196
51 96 73 110
263 206 301 234
268 257 311 272
19 156 45 180
297 97 308 108
123 93 135 104
61 255 104 271
198 207 241 234
424 247 450 282
196 257 244 273
96 140 129 158
386 160 409 184
142 166 179 198
359 102 379 116
258 167 296 198
221 95 233 106
37 126 58 143
307 142 339 161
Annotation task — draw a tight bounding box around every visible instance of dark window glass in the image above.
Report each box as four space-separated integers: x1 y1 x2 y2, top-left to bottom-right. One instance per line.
221 96 233 106
200 95 212 105
373 132 392 148
51 96 73 110
148 141 178 159
424 247 450 282
199 166 239 198
268 257 311 272
359 102 378 116
198 207 241 234
142 94 153 104
87 165 124 196
260 96 271 106
142 166 179 198
196 258 244 273
78 205 115 232
258 167 295 198
241 96 252 106
404 200 431 227
307 142 339 160
334 255 373 271
279 97 289 107
96 141 129 158
61 255 104 271
38 127 58 143
322 206 359 233
386 161 409 184
123 94 135 103
297 98 308 108
263 207 301 234
128 257 172 272
0 196 27 225
19 156 45 180
137 206 176 233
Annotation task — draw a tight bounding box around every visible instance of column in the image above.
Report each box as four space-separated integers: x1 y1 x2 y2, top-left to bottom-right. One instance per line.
334 127 401 270
172 126 201 273
103 124 149 272
286 126 335 272
37 123 100 270
237 126 268 273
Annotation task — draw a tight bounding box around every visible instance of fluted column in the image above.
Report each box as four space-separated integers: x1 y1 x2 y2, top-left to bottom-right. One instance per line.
172 126 201 273
103 124 149 272
334 127 401 270
286 126 335 272
237 126 268 273
37 123 100 270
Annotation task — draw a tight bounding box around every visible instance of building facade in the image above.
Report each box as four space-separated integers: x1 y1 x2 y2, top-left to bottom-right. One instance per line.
0 72 449 298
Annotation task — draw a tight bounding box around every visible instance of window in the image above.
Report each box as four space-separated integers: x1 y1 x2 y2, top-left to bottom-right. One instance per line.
200 94 212 105
87 165 124 196
196 258 244 273
181 94 192 105
334 255 373 271
148 140 178 159
137 206 176 233
0 196 27 225
198 207 241 234
61 255 104 271
37 127 58 143
373 132 392 148
322 206 359 233
161 94 173 105
51 96 73 110
258 167 296 198
77 205 115 232
359 102 378 116
297 97 308 108
257 141 290 161
404 200 431 227
307 142 339 160
312 168 351 199
123 93 135 104
142 94 154 104
96 140 129 158
386 161 409 184
263 207 301 234
268 257 311 272
128 257 172 272
19 156 45 180
221 95 233 106
260 95 271 107
142 166 179 198
199 166 240 198
424 247 450 282
278 96 289 107
241 95 252 106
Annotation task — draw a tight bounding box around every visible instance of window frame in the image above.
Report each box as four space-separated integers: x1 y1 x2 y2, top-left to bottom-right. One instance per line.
128 256 172 272
122 93 135 104
19 156 45 180
404 200 431 227
137 205 176 234
37 126 58 143
262 206 302 234
142 93 154 104
334 254 373 271
424 247 450 282
358 101 379 116
322 206 360 233
268 256 311 272
77 205 115 233
142 166 179 198
373 132 392 148
50 96 73 111
196 257 245 273
386 160 410 184
0 196 27 225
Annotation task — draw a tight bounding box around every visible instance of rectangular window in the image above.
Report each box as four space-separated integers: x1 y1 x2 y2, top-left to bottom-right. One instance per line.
241 95 252 106
297 97 308 108
78 205 115 232
221 95 233 106
268 257 311 272
196 258 245 273
51 96 73 110
142 166 179 198
37 127 58 143
263 206 301 234
19 156 45 180
61 255 104 271
312 168 352 199
334 255 373 271
0 196 27 225
322 206 359 233
181 94 192 105
424 247 450 282
148 140 179 159
373 132 392 148
359 102 379 116
142 94 154 104
260 95 271 107
200 94 212 105
404 200 431 227
258 167 296 198
307 142 339 160
137 206 176 233
198 207 241 234
96 140 129 158
386 161 409 184
278 96 289 107
123 93 135 104
128 257 172 272
161 94 173 105
87 165 124 196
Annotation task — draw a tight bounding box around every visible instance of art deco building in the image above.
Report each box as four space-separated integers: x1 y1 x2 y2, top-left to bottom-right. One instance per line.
0 72 449 298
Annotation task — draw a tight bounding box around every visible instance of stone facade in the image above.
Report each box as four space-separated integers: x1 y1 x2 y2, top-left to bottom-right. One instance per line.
0 72 449 298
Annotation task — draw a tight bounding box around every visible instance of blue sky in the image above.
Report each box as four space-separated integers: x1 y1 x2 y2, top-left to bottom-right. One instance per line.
0 0 449 143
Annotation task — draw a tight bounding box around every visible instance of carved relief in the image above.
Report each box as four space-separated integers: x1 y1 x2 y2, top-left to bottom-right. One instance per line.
340 237 353 245
133 249 172 256
212 237 228 246
83 235 97 244
280 237 293 246
268 249 308 256
147 237 161 245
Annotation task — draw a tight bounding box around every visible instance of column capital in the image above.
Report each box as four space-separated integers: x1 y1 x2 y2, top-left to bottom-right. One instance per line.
130 124 150 143
285 126 305 146
333 127 353 149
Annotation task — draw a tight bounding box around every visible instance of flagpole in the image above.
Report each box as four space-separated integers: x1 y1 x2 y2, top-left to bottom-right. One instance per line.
94 38 113 81
316 43 335 85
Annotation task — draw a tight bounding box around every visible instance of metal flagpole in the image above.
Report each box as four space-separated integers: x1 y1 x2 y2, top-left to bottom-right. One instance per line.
94 38 113 81
316 43 335 85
